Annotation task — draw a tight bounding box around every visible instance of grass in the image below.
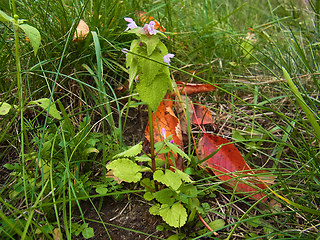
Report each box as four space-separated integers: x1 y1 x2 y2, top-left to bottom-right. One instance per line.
1 0 320 239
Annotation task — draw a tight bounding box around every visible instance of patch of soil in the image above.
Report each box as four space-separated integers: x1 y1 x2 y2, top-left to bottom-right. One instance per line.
76 197 172 240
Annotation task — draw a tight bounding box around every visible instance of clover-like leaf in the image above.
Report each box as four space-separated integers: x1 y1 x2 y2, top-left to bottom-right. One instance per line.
107 158 142 183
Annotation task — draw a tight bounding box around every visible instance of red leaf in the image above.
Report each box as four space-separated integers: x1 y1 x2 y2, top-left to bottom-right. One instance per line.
198 133 268 201
175 81 216 96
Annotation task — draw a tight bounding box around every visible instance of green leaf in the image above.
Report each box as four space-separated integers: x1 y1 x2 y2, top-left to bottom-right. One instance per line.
136 73 171 111
165 140 191 162
84 148 99 155
29 98 62 119
208 219 225 231
153 169 182 191
107 158 142 183
154 188 177 205
174 169 192 183
157 41 169 56
0 102 12 115
149 204 161 215
96 186 108 195
159 203 188 228
18 24 41 55
113 142 142 158
82 227 94 239
143 191 154 201
139 51 165 85
140 34 160 56
0 10 13 22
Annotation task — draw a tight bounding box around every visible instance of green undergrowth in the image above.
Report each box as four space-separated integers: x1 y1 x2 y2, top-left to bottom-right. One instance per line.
1 0 320 239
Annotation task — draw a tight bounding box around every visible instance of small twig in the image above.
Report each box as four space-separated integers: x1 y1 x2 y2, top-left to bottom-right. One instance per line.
198 213 219 236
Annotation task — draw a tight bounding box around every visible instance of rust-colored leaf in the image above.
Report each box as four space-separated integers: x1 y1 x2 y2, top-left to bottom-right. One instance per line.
145 94 184 169
73 20 89 42
175 81 216 96
198 133 268 201
193 103 213 125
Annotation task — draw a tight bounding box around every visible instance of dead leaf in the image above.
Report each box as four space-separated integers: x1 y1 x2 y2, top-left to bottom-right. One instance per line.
192 103 213 125
53 228 61 240
174 81 216 96
198 133 269 201
73 20 89 42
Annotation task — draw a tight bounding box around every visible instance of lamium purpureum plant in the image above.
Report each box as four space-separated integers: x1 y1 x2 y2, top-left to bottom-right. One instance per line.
106 18 210 228
122 17 175 172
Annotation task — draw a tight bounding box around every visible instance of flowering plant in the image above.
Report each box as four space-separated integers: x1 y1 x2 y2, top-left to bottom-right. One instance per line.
122 17 174 111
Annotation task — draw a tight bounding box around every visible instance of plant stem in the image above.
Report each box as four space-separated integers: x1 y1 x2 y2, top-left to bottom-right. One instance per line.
148 106 156 173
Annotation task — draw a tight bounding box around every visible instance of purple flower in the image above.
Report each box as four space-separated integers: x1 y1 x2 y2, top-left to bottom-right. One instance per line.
162 128 167 139
163 53 174 65
121 48 129 55
124 17 138 31
142 21 159 35
134 75 139 83
170 140 174 143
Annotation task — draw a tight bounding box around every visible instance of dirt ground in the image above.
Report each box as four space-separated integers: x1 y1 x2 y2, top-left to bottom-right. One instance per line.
75 197 173 240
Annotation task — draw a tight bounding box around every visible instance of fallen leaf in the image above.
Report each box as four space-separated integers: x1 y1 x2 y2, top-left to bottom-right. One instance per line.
53 228 61 240
73 20 89 42
192 103 213 125
198 133 268 201
174 81 216 96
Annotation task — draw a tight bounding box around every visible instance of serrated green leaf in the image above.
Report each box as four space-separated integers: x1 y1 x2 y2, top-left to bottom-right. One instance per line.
154 188 177 205
82 227 94 239
113 142 142 159
143 191 154 201
107 158 142 183
140 34 160 56
18 24 41 56
153 169 182 191
157 41 169 56
0 10 13 22
29 98 62 119
159 203 187 228
208 219 225 231
0 102 12 115
149 204 161 215
165 140 191 162
136 73 171 111
126 39 139 68
175 169 192 183
140 178 155 190
140 51 164 85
